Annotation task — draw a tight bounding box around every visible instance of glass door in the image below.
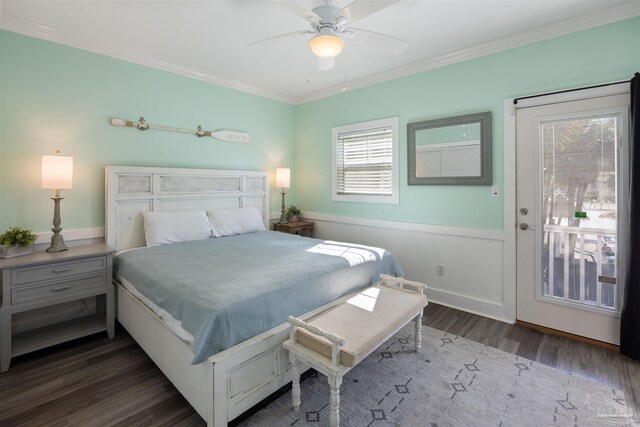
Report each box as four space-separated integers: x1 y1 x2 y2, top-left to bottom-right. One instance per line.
541 115 620 311
516 93 629 344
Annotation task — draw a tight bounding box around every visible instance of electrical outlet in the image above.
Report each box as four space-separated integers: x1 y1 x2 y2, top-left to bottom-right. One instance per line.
437 264 445 276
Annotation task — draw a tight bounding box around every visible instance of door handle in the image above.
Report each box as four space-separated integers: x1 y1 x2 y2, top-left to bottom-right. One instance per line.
519 223 536 231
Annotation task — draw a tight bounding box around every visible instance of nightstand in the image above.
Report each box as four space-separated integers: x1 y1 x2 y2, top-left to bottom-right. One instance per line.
0 243 114 372
273 221 315 237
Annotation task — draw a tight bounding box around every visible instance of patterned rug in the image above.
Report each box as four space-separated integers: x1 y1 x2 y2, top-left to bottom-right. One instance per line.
240 325 636 426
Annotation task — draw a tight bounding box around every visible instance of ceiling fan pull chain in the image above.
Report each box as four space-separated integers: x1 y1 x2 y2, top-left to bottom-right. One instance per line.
342 53 347 93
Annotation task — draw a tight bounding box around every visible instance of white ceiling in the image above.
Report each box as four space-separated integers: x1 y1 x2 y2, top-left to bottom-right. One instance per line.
1 0 638 104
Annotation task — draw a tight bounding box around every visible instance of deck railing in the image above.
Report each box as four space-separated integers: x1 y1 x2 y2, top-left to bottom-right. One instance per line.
543 225 617 309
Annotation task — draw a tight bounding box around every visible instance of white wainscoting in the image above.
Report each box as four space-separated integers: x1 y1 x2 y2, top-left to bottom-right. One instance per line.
34 227 105 248
300 212 515 324
22 217 514 331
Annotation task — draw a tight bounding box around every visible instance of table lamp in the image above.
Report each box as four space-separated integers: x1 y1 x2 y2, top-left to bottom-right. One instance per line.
276 167 290 224
41 150 73 252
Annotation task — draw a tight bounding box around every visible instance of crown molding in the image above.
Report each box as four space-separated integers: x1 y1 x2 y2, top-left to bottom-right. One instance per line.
1 2 638 106
0 12 298 105
294 2 640 105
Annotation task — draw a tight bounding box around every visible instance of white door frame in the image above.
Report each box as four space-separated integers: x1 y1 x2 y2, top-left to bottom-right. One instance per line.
504 82 630 326
503 99 517 323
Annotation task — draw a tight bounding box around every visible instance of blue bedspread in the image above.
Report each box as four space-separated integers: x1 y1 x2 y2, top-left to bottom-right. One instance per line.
114 231 403 363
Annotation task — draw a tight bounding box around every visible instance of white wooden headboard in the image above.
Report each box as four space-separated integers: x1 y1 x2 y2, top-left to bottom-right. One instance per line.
105 166 269 252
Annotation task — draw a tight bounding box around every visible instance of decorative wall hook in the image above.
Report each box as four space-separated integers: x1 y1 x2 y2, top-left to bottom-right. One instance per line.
137 117 149 131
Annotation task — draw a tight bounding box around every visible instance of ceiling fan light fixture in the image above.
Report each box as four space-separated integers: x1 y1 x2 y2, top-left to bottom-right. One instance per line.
308 34 345 58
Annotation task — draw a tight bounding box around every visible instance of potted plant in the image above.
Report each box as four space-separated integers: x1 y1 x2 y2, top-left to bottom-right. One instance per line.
286 205 302 222
0 227 38 258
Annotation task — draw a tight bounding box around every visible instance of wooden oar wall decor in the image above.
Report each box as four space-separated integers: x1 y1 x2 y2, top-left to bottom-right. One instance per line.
110 117 251 144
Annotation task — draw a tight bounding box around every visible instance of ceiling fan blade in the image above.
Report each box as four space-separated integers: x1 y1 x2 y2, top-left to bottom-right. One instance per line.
347 27 408 54
279 1 322 27
335 0 399 25
246 30 312 48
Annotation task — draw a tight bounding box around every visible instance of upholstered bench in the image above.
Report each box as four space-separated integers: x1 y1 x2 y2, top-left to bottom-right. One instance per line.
283 274 428 426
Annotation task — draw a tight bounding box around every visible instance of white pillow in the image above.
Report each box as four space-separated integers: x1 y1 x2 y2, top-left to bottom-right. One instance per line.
143 210 212 247
207 206 266 237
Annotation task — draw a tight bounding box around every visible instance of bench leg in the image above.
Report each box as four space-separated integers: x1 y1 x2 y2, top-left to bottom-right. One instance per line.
414 313 422 351
291 356 301 411
328 374 342 426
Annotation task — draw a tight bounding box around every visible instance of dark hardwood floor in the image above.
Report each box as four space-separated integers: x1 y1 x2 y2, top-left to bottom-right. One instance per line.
1 303 638 426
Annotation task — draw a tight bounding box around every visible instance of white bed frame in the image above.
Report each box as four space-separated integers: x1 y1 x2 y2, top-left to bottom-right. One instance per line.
105 166 350 426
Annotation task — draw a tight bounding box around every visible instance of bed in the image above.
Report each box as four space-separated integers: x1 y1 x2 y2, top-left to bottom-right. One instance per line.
105 166 403 426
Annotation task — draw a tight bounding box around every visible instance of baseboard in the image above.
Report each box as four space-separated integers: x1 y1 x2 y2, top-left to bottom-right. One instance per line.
516 320 620 352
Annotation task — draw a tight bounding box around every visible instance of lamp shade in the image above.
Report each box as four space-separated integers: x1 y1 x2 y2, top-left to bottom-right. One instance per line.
276 167 290 189
308 34 345 58
41 154 73 189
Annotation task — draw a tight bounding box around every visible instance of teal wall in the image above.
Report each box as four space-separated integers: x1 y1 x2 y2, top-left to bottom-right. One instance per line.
1 18 639 234
0 30 296 232
295 17 640 230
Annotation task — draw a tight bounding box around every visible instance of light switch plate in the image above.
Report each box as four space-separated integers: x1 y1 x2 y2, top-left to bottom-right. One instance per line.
491 185 500 197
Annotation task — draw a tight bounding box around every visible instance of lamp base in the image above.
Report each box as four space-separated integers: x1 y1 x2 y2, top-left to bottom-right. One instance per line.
279 189 288 224
46 195 69 253
46 234 68 253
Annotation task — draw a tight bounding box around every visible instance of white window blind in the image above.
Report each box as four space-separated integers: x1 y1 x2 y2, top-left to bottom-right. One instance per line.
336 126 393 196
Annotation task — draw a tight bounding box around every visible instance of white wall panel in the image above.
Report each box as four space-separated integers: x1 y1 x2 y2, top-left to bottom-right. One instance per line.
304 213 513 323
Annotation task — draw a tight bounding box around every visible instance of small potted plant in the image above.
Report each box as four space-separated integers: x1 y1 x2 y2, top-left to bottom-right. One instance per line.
0 227 38 258
286 206 302 222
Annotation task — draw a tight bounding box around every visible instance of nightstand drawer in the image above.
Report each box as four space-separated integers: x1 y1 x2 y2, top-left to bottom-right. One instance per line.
273 221 314 237
11 273 107 306
11 257 106 286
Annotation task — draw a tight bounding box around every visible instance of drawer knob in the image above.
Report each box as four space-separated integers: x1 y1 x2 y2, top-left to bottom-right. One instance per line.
52 285 72 292
52 267 73 273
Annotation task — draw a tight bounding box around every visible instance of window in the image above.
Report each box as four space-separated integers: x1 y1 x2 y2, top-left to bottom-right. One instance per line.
332 117 399 204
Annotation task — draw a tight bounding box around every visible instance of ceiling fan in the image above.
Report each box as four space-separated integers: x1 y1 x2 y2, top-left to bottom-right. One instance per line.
247 0 408 71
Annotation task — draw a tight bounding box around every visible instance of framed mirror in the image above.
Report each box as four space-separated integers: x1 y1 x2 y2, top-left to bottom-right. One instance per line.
408 111 492 185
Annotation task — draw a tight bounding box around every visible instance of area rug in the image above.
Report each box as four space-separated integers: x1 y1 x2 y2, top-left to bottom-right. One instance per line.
240 325 637 426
